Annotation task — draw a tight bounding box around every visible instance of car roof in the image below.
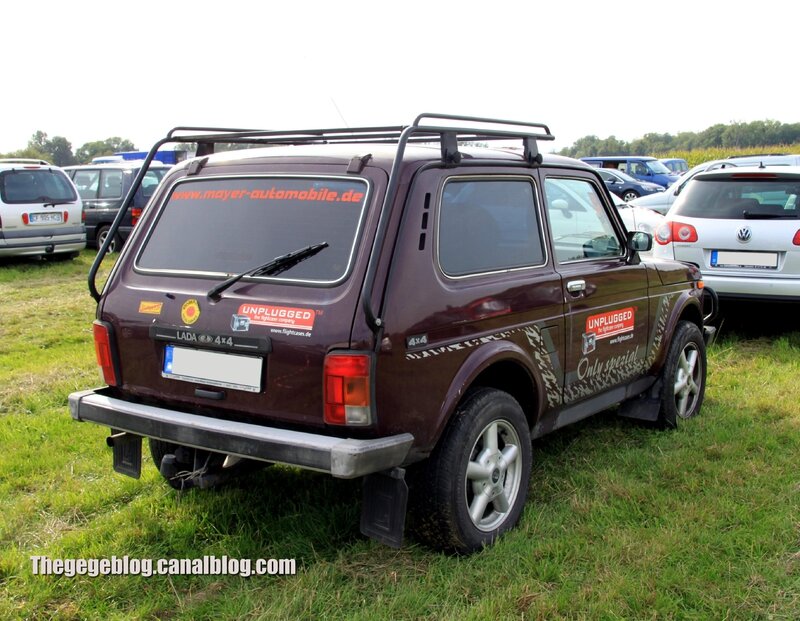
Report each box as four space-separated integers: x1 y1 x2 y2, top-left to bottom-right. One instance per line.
693 165 800 180
64 161 172 171
581 155 657 162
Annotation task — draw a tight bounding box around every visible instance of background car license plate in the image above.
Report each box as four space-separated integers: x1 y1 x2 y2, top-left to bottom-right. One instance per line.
162 345 262 392
29 212 64 224
711 250 778 269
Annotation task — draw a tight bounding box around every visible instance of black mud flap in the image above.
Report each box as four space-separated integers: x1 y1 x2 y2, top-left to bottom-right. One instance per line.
360 467 408 548
106 431 142 479
618 380 662 422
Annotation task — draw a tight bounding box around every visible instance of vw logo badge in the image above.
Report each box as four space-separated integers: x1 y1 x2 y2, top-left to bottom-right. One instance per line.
737 227 752 243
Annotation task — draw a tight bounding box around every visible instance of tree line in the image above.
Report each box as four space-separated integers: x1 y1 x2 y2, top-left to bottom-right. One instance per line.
558 119 800 158
1 131 137 166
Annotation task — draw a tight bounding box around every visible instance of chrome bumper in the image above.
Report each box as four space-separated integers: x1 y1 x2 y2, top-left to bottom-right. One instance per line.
69 389 414 479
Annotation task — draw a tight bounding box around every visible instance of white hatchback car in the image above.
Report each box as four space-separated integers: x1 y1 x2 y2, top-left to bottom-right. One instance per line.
0 159 85 259
652 166 800 301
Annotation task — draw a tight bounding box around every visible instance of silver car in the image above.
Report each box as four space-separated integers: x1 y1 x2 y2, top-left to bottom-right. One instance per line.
652 166 800 301
631 154 800 215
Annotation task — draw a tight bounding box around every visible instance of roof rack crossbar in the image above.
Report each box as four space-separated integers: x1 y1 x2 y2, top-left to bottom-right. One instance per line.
88 113 557 335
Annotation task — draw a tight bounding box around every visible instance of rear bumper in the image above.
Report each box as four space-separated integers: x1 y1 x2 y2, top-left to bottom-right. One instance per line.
69 389 414 479
701 274 800 301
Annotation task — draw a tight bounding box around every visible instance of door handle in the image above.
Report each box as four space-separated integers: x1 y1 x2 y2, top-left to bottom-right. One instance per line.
566 279 586 294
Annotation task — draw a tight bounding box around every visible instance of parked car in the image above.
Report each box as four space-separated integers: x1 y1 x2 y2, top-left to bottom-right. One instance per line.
581 155 680 189
596 168 665 202
660 158 689 174
64 160 171 252
0 159 86 259
69 115 713 553
630 154 800 215
652 166 800 301
610 193 665 241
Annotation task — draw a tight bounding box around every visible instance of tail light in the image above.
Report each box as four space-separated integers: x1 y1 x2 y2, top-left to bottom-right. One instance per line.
324 353 372 425
22 213 29 225
131 208 142 227
63 211 69 223
82 209 86 223
655 221 699 245
93 320 120 386
793 230 800 246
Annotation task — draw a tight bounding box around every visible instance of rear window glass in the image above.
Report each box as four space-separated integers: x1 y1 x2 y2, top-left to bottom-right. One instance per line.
438 178 545 276
136 176 369 284
673 177 800 219
0 169 77 204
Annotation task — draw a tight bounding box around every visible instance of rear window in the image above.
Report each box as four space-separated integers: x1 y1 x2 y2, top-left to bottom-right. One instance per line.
673 177 800 219
136 176 369 284
0 169 77 204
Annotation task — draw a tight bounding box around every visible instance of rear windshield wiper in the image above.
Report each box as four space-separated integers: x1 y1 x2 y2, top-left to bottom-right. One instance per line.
207 242 328 301
743 211 798 220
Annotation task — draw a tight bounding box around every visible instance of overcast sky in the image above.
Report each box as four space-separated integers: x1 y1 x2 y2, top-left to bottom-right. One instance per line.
4 1 796 155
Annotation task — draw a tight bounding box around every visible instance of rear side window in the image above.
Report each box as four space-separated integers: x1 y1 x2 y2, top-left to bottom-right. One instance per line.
137 176 369 284
438 178 545 277
72 170 100 199
0 169 77 204
98 170 124 199
673 177 800 219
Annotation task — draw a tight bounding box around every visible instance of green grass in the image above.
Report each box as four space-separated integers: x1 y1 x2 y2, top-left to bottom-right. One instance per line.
1 251 799 619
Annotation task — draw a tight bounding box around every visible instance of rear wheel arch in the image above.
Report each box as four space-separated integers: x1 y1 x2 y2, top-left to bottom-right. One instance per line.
432 344 543 450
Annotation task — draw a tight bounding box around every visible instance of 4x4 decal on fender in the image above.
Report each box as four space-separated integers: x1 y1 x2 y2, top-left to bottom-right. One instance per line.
405 323 564 409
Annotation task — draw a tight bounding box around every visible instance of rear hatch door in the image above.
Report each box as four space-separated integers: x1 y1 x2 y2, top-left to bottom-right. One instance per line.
101 162 385 430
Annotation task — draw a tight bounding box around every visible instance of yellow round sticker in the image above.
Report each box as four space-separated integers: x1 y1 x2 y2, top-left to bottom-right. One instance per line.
181 299 200 325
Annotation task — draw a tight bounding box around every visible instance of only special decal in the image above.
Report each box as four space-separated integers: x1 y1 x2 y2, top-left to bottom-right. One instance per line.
585 307 635 340
238 304 315 332
138 301 163 315
181 299 201 325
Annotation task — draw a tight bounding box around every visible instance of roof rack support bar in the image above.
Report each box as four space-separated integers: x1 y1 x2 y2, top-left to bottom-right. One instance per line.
87 137 171 302
440 132 462 167
523 137 542 166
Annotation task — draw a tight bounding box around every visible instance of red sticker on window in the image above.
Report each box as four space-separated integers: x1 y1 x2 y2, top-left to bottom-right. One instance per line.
237 304 315 331
585 307 635 339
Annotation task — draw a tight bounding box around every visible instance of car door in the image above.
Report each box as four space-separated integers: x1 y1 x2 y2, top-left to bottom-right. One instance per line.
540 172 650 405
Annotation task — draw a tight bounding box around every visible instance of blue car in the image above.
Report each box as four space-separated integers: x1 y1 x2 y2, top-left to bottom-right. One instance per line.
581 155 681 188
595 168 665 202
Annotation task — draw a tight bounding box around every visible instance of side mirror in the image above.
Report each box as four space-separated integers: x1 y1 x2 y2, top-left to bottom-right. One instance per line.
627 231 652 253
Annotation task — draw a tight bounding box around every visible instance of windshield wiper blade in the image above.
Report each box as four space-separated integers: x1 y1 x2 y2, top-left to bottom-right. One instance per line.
743 211 798 220
207 242 328 301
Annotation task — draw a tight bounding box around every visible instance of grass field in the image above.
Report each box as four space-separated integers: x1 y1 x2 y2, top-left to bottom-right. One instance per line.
0 251 798 619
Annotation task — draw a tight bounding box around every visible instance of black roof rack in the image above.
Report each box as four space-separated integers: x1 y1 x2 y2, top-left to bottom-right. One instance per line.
88 113 555 334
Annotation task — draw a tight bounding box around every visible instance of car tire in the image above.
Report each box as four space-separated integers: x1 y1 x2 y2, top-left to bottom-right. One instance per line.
96 225 119 254
657 321 707 429
622 190 639 202
409 388 532 554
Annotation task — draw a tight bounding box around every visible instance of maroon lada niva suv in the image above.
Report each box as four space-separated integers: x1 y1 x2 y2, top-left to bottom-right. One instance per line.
69 114 715 552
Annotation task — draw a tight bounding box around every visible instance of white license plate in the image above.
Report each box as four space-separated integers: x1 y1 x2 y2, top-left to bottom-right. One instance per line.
711 250 778 269
162 345 262 392
29 212 64 224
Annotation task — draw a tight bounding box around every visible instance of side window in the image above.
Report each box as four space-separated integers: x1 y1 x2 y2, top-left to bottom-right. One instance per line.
544 178 623 263
72 170 100 200
438 178 545 277
630 162 648 176
99 170 124 199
